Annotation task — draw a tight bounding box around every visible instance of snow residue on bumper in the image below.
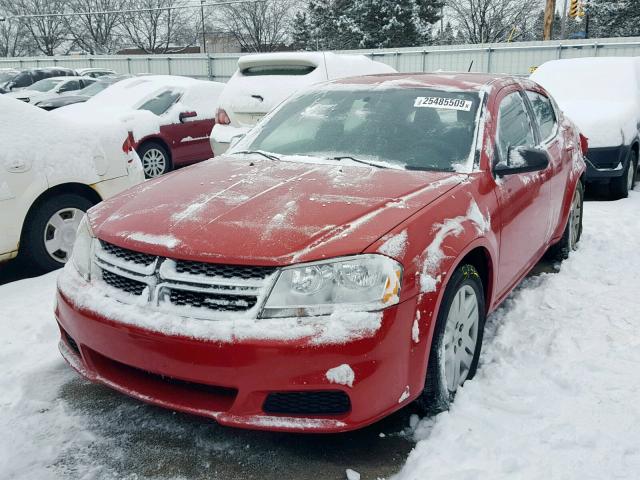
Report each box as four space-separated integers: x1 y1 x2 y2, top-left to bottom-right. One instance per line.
57 266 383 345
326 364 355 387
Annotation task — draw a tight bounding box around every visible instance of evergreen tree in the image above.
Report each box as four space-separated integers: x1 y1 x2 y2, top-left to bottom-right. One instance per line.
292 11 312 50
589 0 640 38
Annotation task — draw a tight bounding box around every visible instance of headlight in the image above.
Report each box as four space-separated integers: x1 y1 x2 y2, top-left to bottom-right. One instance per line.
261 255 403 318
71 215 95 281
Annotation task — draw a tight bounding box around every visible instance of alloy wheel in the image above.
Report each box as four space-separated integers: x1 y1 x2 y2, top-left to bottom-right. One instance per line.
43 207 84 263
142 148 167 178
443 285 480 392
568 186 583 250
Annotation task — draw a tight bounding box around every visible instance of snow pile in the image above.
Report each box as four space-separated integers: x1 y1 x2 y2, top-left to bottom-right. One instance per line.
395 188 640 480
531 57 640 148
0 96 109 182
326 364 355 387
123 231 181 249
345 468 361 480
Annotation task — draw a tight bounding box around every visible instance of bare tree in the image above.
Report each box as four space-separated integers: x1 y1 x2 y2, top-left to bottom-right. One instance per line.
218 0 296 52
64 0 127 54
445 0 539 44
119 0 198 53
0 1 35 57
10 0 71 55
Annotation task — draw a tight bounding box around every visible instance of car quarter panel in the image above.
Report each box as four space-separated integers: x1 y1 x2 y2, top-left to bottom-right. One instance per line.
365 174 500 399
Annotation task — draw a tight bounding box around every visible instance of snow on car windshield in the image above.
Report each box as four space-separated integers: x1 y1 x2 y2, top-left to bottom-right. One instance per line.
242 87 481 172
29 78 64 92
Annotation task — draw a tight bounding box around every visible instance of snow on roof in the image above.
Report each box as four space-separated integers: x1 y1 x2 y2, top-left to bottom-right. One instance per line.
532 57 640 147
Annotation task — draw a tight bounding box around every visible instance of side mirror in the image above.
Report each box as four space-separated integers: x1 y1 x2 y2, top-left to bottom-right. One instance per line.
494 146 550 177
229 133 245 149
7 81 15 91
179 111 197 123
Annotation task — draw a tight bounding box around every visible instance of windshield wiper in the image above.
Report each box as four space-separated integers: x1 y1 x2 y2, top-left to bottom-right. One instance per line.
331 156 389 169
232 150 281 162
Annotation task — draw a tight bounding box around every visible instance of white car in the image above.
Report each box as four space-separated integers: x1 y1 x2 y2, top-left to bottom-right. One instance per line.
531 57 640 198
4 76 96 105
0 96 144 270
75 67 117 78
210 52 397 154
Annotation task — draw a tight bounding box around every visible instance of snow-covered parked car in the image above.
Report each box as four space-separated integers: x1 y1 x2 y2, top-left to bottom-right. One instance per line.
56 75 225 178
75 67 116 78
210 52 396 154
531 57 639 198
4 76 96 104
56 72 586 433
0 96 144 271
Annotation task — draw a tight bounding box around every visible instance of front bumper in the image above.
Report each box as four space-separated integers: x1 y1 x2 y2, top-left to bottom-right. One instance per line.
584 145 632 181
55 280 425 433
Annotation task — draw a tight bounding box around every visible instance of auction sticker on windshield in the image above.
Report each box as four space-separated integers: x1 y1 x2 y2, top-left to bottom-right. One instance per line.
414 96 473 111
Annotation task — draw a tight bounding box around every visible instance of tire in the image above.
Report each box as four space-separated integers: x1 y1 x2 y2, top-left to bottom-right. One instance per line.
138 141 171 178
417 264 486 415
610 151 637 200
21 193 95 272
547 180 584 262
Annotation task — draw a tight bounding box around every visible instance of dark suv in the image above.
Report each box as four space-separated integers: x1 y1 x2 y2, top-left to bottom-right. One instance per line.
0 67 77 94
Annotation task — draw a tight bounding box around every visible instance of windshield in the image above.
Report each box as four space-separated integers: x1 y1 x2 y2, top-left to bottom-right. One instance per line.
77 81 112 97
0 72 17 83
29 78 64 92
239 87 481 171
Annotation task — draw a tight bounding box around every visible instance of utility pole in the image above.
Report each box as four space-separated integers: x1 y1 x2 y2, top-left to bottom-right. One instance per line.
560 0 569 39
543 0 556 40
200 0 207 54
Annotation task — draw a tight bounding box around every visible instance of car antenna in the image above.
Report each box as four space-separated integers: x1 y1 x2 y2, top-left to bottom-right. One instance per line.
467 60 474 72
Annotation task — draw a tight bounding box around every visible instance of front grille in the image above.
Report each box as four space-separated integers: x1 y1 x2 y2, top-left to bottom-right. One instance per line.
175 260 276 280
101 241 156 267
94 242 276 319
167 288 257 312
101 269 147 296
263 391 351 415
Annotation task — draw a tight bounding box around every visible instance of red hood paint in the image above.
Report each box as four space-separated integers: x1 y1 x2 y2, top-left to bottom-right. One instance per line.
89 156 465 265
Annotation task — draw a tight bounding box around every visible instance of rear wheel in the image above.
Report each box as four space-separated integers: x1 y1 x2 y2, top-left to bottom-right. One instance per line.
610 151 637 199
21 193 94 272
548 181 584 262
417 264 486 415
139 141 171 178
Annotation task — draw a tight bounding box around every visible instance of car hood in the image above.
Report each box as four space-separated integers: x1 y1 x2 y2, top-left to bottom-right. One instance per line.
559 100 638 148
89 156 465 265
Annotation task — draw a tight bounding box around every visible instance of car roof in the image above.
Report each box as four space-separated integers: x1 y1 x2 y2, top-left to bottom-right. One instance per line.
329 72 510 91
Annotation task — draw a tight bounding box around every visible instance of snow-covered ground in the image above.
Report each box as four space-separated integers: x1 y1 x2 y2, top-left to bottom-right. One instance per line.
1 188 639 479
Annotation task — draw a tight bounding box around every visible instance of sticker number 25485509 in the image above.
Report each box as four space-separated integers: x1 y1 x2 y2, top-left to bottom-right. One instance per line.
414 96 473 111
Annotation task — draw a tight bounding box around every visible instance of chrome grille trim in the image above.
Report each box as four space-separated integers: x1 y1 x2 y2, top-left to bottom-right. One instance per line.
92 245 278 320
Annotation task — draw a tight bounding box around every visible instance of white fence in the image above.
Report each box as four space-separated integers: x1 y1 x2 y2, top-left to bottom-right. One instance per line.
2 36 640 82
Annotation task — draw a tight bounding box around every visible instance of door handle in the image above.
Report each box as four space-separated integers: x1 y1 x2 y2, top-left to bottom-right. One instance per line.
5 159 30 173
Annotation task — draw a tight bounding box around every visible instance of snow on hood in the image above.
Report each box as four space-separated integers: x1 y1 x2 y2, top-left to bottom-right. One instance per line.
0 96 120 180
88 155 465 265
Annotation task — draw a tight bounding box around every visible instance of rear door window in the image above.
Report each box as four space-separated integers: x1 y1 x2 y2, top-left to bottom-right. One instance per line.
12 72 33 88
526 91 557 143
241 65 316 76
138 90 182 116
496 92 536 164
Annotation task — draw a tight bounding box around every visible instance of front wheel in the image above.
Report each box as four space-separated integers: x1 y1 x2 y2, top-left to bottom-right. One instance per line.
417 264 486 415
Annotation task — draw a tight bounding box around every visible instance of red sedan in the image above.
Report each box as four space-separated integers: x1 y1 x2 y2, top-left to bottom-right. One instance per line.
55 73 586 433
